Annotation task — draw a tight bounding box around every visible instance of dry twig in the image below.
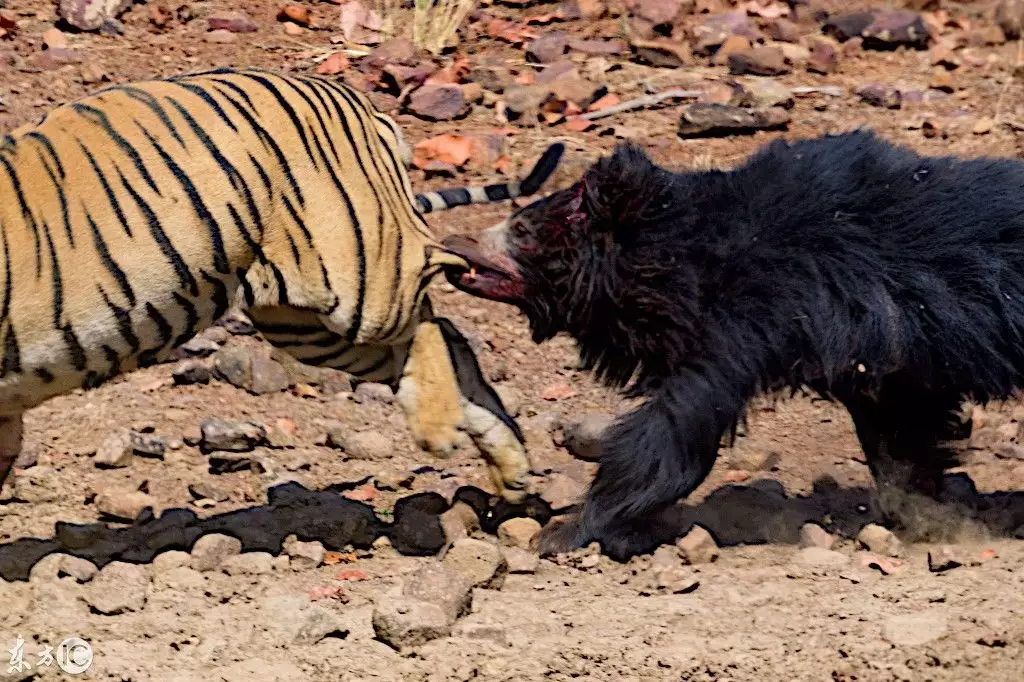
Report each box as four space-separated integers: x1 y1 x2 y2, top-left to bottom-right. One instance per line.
570 88 702 121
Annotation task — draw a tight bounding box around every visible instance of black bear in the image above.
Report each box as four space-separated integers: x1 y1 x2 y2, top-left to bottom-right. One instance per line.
441 130 1024 560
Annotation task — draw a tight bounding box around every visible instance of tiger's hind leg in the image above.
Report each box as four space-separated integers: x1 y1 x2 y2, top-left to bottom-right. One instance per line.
396 315 531 503
0 413 23 492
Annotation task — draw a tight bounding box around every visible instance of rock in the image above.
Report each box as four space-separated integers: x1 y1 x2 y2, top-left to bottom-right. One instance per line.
453 620 509 645
42 27 69 50
651 566 701 594
373 597 452 651
278 4 311 26
205 29 237 44
691 11 761 54
352 382 394 404
794 547 849 568
632 0 688 26
678 103 790 138
766 18 801 42
263 595 348 645
824 11 875 42
996 0 1024 39
861 552 903 575
250 356 291 394
96 489 155 521
58 0 134 31
94 429 167 468
927 546 963 573
213 346 253 388
220 552 275 576
563 412 613 461
631 38 694 68
172 359 211 385
497 517 542 549
798 523 835 550
883 609 948 646
568 38 628 56
199 419 267 454
284 535 325 570
540 474 584 510
527 31 568 63
728 46 789 76
972 117 995 135
503 84 551 123
807 38 840 74
407 84 467 121
443 538 507 589
930 69 954 93
711 35 751 66
329 429 394 461
856 83 902 109
503 547 540 574
84 561 149 614
178 335 221 358
856 524 903 557
32 47 82 70
152 550 191 573
677 525 719 564
861 9 930 49
994 442 1024 460
207 10 259 33
60 555 98 583
440 502 478 543
190 533 242 572
401 562 473 624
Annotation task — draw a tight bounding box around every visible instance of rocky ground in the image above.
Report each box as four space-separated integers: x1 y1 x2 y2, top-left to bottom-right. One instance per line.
2 0 1024 680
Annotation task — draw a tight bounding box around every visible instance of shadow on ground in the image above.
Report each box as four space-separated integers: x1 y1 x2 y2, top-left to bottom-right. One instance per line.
2 475 1022 581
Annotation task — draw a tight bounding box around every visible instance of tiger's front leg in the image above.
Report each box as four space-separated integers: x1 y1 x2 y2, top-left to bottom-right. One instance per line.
396 316 531 503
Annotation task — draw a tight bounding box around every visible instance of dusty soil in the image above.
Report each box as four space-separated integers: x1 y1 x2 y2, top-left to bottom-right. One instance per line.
2 0 1024 680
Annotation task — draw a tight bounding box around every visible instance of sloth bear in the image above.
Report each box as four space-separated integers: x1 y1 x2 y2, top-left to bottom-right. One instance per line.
441 129 1024 560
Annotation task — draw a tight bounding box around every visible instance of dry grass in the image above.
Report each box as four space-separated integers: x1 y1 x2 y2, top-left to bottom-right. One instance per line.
413 0 477 55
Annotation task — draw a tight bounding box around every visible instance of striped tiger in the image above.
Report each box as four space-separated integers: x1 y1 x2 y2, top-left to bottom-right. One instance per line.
0 66 565 503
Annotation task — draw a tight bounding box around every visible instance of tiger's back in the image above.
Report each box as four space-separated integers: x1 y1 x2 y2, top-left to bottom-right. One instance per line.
0 67 444 412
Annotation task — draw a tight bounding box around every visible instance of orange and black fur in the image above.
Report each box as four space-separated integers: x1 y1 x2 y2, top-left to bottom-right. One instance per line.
0 66 563 501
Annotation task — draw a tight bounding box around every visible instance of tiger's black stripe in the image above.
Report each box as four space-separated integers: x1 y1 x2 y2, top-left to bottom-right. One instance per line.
117 167 198 297
42 220 64 327
84 209 135 307
35 148 74 247
71 103 161 196
171 293 199 348
25 132 65 179
118 87 188 149
172 82 239 133
99 288 140 352
78 140 133 237
139 126 230 275
0 153 42 276
240 73 320 171
1 327 18 375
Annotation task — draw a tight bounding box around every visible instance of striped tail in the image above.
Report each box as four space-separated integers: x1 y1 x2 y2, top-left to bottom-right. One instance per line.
414 142 566 215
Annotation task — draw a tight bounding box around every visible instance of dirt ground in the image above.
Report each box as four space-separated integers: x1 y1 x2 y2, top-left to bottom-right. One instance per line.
2 0 1024 680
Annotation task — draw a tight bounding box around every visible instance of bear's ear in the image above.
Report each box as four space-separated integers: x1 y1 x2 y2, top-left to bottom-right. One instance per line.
581 142 668 232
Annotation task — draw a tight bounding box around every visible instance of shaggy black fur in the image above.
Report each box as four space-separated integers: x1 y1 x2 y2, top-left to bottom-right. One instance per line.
442 129 1024 560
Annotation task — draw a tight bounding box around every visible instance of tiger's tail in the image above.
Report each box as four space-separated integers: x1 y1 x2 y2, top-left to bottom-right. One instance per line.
414 142 566 215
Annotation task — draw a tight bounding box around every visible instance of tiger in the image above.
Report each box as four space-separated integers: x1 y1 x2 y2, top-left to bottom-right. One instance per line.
0 66 566 503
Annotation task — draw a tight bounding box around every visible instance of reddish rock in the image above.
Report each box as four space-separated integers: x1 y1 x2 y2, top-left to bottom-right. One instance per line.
862 9 930 49
632 0 690 26
855 83 901 109
728 46 789 76
766 18 801 43
527 31 569 63
568 38 629 56
407 84 467 121
677 103 790 137
711 34 750 66
208 10 259 33
316 52 350 75
677 525 719 564
691 12 761 54
807 38 839 74
278 5 312 26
